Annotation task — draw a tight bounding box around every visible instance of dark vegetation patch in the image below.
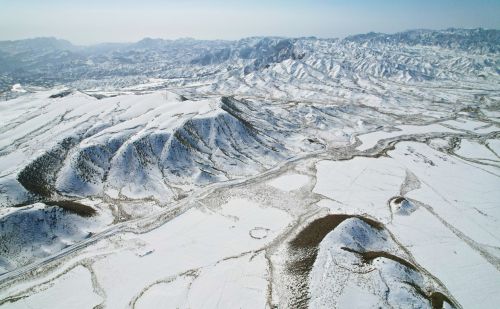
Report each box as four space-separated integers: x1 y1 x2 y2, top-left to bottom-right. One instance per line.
17 137 78 198
44 200 96 217
430 292 455 309
49 90 73 98
340 246 418 272
403 281 455 309
12 200 97 217
220 97 259 134
88 93 107 100
392 196 406 204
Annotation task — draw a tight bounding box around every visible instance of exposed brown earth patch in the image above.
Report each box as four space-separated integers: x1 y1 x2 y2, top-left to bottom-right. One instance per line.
44 200 96 217
285 214 384 308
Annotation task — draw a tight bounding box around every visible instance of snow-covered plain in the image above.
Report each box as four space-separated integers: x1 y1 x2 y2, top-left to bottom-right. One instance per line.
0 29 499 308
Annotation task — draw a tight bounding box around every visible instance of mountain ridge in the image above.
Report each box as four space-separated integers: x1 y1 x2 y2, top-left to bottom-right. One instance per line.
1 28 498 95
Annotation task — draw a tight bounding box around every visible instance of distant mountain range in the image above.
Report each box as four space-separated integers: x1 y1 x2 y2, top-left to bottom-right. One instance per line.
0 28 498 94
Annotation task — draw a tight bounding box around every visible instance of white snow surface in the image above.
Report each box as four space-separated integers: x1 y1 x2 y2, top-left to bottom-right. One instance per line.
4 266 103 309
267 173 310 192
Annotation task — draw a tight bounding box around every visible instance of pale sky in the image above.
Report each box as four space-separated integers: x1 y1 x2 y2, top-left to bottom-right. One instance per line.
1 0 499 45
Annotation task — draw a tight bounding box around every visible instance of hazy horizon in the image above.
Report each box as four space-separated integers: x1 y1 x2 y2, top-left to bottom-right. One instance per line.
1 0 499 45
2 26 498 46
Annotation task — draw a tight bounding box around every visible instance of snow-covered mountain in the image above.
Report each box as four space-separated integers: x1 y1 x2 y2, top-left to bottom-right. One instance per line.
0 29 499 309
1 28 498 94
345 28 500 53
